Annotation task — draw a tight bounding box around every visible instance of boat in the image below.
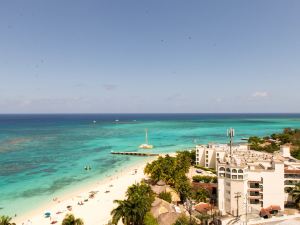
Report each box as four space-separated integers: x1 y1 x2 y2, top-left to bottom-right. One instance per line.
139 128 154 149
93 120 97 124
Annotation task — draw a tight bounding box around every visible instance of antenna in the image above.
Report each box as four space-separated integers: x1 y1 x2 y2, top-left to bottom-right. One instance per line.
227 128 235 158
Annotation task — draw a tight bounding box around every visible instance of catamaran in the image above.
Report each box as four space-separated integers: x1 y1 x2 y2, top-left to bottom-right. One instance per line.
139 128 153 149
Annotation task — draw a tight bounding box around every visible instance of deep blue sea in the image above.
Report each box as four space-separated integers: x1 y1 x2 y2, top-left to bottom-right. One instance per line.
1 113 300 216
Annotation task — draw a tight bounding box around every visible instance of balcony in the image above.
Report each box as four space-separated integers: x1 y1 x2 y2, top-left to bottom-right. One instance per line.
284 174 300 179
285 180 299 185
248 187 260 192
248 195 262 199
249 191 260 196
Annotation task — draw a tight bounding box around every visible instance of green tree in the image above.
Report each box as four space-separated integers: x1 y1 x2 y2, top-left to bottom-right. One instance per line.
174 174 192 202
111 199 134 225
192 175 215 183
61 214 84 225
173 215 197 225
144 155 177 184
291 148 300 160
126 182 155 210
248 136 262 144
144 212 159 225
0 216 16 225
111 182 155 225
158 191 172 203
196 213 211 225
175 151 192 173
194 188 209 203
277 133 291 144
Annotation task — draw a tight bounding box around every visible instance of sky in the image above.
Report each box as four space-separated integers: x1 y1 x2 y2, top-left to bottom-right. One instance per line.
0 0 300 113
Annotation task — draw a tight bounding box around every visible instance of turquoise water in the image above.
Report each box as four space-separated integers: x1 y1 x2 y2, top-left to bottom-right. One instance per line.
1 113 300 216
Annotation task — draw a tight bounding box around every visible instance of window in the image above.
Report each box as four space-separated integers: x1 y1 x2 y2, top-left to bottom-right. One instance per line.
226 182 230 186
238 175 243 179
238 169 243 173
219 167 225 171
217 153 219 156
219 173 225 177
226 174 230 178
232 169 237 173
232 175 237 179
250 183 259 188
226 168 230 172
206 151 208 154
250 199 259 204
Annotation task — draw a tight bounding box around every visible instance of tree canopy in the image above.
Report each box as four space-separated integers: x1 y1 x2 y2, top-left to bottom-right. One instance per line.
61 214 84 225
144 151 193 202
0 216 16 225
248 128 300 157
111 182 155 225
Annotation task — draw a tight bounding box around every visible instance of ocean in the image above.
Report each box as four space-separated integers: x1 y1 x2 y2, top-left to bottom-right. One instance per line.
1 113 300 216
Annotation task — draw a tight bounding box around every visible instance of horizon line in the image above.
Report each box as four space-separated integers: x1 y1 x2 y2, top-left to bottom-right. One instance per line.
0 112 300 115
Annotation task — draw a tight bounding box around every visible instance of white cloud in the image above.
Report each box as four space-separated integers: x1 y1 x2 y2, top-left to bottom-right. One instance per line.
252 91 268 98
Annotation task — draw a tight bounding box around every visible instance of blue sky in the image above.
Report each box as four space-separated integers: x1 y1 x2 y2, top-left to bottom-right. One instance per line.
0 0 299 113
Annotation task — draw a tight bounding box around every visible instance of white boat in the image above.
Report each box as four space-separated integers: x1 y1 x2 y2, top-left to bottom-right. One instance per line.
139 128 153 149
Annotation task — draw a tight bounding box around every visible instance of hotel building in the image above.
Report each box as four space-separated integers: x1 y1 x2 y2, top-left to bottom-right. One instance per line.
196 143 300 216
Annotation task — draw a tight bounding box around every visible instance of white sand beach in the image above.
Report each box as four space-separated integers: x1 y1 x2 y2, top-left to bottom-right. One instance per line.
14 158 154 225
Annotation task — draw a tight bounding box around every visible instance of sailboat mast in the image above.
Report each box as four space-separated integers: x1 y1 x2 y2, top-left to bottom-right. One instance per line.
145 128 148 144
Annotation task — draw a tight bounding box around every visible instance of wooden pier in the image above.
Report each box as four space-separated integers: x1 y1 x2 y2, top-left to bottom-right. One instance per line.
111 151 159 156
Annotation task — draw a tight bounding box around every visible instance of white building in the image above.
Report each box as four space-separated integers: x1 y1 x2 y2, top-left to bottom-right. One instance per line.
196 143 247 168
217 158 284 216
196 143 299 217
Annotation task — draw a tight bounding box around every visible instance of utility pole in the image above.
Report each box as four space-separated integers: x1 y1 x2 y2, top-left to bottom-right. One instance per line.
245 193 248 225
227 128 235 159
234 192 241 218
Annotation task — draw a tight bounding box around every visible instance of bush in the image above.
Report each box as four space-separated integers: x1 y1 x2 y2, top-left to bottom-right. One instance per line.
173 215 197 225
144 212 159 225
194 165 216 174
192 175 217 183
158 191 172 203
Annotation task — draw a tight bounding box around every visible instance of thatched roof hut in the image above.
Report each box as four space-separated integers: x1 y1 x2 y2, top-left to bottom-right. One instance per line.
151 198 175 218
157 212 181 225
166 186 180 202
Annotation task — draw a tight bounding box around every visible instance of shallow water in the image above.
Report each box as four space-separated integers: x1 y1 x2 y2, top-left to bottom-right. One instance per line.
0 113 300 216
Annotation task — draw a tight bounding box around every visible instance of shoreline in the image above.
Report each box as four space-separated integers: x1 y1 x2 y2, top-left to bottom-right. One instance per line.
13 156 156 225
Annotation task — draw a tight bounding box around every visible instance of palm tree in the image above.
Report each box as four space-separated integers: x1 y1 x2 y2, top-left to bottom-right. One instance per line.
194 188 209 203
111 198 148 225
126 182 154 206
0 216 16 225
291 183 300 207
111 199 133 225
111 182 155 225
61 214 84 225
